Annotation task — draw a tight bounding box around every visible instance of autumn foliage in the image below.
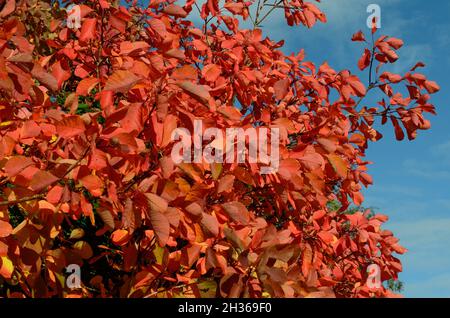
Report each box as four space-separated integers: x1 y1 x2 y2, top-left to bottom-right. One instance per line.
0 0 440 298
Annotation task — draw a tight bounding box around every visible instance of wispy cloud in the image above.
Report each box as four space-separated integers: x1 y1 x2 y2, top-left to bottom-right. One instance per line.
403 158 450 179
433 139 450 163
406 273 450 298
389 217 450 297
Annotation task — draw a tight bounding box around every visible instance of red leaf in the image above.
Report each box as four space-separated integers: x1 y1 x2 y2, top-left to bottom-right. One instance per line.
358 48 371 71
4 156 34 177
79 18 97 42
318 231 334 243
351 30 366 42
298 152 324 170
217 175 235 193
380 72 403 83
317 138 337 153
149 19 167 37
351 191 364 206
360 172 373 185
391 116 405 141
349 133 366 147
347 76 366 96
29 170 59 192
278 158 300 180
0 0 15 18
410 62 425 72
424 81 440 94
52 60 71 88
202 64 221 82
172 65 197 81
47 185 63 204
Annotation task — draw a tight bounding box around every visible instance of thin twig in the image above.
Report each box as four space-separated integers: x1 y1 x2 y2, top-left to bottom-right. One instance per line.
0 194 45 207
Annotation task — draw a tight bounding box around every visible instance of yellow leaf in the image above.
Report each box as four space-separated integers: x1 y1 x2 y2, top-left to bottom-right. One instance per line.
50 135 58 143
197 280 217 298
73 241 93 259
153 245 168 266
0 121 13 127
69 228 85 240
211 162 222 180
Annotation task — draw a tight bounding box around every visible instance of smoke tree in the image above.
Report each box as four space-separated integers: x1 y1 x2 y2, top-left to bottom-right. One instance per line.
0 0 440 298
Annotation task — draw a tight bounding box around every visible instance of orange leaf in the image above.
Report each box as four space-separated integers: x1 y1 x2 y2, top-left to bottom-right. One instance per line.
145 193 168 213
111 229 131 246
177 81 211 104
347 76 366 96
326 154 348 179
76 77 99 96
56 116 86 138
80 174 104 197
0 220 13 238
424 81 440 94
79 18 97 42
202 64 221 82
221 202 249 224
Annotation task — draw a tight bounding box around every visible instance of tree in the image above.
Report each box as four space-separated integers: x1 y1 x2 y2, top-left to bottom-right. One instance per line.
0 0 440 298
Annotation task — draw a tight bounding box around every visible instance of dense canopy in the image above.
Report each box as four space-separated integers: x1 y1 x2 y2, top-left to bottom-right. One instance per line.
0 0 440 298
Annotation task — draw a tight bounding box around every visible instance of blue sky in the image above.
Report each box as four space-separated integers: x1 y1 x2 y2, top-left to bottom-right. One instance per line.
251 0 450 297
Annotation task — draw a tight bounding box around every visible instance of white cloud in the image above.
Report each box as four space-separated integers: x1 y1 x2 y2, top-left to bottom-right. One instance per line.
403 159 450 180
